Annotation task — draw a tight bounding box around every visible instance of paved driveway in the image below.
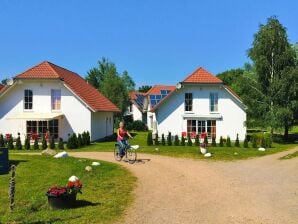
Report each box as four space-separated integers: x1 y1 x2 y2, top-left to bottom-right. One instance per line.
70 147 298 224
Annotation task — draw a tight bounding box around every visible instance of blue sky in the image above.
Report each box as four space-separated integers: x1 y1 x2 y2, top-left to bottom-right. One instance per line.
0 0 297 87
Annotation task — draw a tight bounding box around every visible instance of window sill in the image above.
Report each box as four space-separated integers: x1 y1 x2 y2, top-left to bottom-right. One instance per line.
184 111 194 114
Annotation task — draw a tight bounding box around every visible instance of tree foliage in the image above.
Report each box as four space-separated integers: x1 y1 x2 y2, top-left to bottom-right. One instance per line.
138 85 152 93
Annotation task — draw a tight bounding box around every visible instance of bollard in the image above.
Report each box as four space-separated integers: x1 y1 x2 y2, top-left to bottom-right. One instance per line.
8 165 16 211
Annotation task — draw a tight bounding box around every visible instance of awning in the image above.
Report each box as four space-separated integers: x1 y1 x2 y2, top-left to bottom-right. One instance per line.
182 113 222 120
6 112 64 120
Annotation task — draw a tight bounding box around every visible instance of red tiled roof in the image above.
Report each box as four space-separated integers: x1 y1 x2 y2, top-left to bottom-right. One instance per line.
128 91 146 100
182 67 223 84
0 84 4 91
146 85 176 95
15 61 120 112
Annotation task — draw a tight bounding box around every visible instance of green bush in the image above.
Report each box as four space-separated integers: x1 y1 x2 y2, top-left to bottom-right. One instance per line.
7 135 14 150
195 135 200 146
219 136 224 147
235 134 240 147
67 133 78 149
243 135 249 148
161 134 166 146
58 138 64 150
174 135 179 146
24 136 31 150
265 134 272 148
82 131 87 146
49 136 56 149
187 133 192 146
147 132 153 146
211 136 216 147
226 136 231 147
78 134 83 148
251 134 258 148
260 136 266 148
0 134 4 147
33 138 39 150
181 135 186 146
42 135 47 150
16 133 22 150
167 132 172 146
154 133 159 146
86 131 91 145
132 120 147 131
204 136 208 145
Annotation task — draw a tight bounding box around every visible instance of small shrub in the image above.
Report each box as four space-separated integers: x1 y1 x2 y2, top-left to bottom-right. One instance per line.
16 133 22 150
0 134 4 147
211 136 216 147
154 133 159 146
49 136 56 149
219 136 224 147
42 135 47 150
86 131 91 145
24 136 31 150
78 134 83 148
260 136 266 148
243 135 249 148
265 134 272 148
195 135 200 146
235 134 240 147
7 135 14 150
33 138 39 150
226 136 231 147
174 135 179 146
187 133 192 146
67 133 78 149
58 138 64 150
82 131 87 146
204 136 208 145
161 134 166 146
252 134 258 148
147 132 153 146
132 120 147 131
181 135 186 146
167 132 172 146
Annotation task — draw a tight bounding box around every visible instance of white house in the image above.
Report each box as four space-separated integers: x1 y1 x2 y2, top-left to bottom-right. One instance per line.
0 61 120 142
125 91 147 122
149 67 247 141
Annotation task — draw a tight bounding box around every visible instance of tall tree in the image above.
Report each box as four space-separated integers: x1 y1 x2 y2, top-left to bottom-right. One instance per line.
138 85 152 93
122 71 135 91
248 16 297 139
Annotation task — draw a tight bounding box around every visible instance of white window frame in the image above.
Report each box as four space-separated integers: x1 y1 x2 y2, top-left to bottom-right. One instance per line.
24 89 33 111
185 93 193 112
51 89 61 111
210 92 218 112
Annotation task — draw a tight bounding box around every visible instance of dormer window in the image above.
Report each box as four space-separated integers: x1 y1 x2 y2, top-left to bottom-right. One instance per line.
24 89 33 110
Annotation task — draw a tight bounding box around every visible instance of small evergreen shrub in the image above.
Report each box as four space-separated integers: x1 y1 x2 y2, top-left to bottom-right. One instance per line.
219 136 224 147
0 134 5 147
82 131 87 146
58 137 64 150
260 136 266 148
78 134 83 148
235 134 240 147
7 135 14 150
132 120 147 131
161 134 166 146
187 133 192 146
86 131 91 145
174 135 179 146
167 132 172 146
204 136 208 145
181 135 186 146
147 132 153 146
195 134 200 146
34 138 39 150
251 134 258 148
24 136 31 150
16 133 22 150
42 135 47 150
226 136 231 147
211 136 216 147
49 136 56 149
154 133 159 146
243 135 248 148
265 134 272 148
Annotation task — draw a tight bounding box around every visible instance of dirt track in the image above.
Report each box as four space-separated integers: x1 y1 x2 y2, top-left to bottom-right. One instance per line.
70 147 298 224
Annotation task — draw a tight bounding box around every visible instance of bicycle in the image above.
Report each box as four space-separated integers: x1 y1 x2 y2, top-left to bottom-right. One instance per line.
114 141 137 164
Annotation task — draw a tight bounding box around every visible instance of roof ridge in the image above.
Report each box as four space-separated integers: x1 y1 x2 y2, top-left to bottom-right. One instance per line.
182 67 203 82
44 61 61 77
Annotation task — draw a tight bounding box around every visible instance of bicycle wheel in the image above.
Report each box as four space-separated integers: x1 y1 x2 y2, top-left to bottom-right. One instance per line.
114 144 122 161
126 148 137 164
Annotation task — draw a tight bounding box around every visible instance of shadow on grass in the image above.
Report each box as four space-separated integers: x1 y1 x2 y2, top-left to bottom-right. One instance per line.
73 200 101 208
9 160 28 167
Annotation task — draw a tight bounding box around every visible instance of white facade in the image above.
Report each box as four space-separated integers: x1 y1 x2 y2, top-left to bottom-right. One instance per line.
126 103 143 122
152 84 246 141
0 79 114 141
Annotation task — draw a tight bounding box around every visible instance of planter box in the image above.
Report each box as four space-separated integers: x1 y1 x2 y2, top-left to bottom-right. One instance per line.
48 193 77 209
0 147 9 174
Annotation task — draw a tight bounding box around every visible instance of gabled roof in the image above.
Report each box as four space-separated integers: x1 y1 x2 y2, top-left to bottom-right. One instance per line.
129 91 146 111
14 61 120 112
182 67 223 84
146 85 176 95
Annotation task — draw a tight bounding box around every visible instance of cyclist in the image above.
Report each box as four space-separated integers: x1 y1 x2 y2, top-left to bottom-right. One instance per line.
117 121 133 158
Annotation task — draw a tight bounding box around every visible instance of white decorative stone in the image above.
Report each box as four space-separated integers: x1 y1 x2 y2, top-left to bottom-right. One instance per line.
68 175 79 182
131 145 140 150
204 153 212 157
200 147 207 154
155 148 159 151
92 162 100 166
234 152 238 155
53 151 68 158
258 147 266 151
85 166 92 172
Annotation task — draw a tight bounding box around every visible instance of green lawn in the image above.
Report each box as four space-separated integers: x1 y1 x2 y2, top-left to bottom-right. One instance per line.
0 155 136 224
280 150 298 160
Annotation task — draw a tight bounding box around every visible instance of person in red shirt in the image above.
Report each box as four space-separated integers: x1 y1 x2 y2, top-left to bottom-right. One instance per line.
117 121 133 158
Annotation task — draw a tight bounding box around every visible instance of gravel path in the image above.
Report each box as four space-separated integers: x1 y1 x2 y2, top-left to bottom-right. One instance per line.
70 147 298 224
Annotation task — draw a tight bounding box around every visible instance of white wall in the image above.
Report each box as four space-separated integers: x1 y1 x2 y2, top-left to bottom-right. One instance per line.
155 84 246 141
0 79 91 141
132 104 143 121
91 112 114 141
